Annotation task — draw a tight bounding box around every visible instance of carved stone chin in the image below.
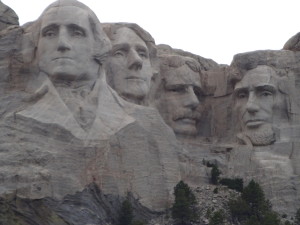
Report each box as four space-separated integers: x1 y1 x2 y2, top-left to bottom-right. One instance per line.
238 124 275 146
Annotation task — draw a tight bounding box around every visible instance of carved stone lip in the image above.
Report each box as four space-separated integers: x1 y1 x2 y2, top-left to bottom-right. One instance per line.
175 118 196 125
52 57 73 61
245 119 265 127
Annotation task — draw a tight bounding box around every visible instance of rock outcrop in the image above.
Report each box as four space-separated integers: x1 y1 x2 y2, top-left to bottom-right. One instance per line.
1 0 300 223
0 1 19 31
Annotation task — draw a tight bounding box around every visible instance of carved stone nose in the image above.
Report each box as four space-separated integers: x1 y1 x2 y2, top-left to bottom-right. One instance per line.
184 87 199 109
57 29 71 52
246 93 259 113
246 100 259 113
127 50 143 70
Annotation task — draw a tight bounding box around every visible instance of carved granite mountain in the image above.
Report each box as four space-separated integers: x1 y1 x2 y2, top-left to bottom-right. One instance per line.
0 1 18 31
0 0 300 224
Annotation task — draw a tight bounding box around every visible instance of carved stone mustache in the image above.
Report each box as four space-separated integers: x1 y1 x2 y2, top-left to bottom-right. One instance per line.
172 109 201 121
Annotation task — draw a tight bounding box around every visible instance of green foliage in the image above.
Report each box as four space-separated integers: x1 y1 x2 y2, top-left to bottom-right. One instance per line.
211 164 221 185
131 220 146 225
0 198 23 225
119 198 133 225
206 208 212 218
284 221 294 225
229 179 281 225
229 196 251 222
206 161 215 167
171 181 198 225
244 216 261 225
209 209 225 225
261 211 281 225
295 208 300 225
213 188 218 194
219 178 243 192
241 180 271 219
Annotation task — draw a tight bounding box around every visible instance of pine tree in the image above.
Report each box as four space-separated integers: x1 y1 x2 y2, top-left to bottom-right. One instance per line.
119 198 133 225
295 208 300 225
211 164 221 185
171 181 198 225
209 210 225 225
229 179 281 225
241 180 271 220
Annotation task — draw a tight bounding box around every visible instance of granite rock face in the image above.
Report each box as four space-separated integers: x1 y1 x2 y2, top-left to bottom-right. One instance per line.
0 1 19 31
1 0 300 223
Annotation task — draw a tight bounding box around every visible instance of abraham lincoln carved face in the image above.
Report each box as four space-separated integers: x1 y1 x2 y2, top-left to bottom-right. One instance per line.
233 65 286 145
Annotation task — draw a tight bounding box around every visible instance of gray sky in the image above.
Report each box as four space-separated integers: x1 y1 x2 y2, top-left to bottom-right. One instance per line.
3 0 300 65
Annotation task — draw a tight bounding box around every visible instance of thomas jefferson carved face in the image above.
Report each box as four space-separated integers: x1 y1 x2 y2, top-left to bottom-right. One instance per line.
37 6 99 82
106 27 153 103
233 65 285 145
158 64 202 136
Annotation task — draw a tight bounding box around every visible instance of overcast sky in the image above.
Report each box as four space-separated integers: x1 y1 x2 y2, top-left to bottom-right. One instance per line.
3 0 300 65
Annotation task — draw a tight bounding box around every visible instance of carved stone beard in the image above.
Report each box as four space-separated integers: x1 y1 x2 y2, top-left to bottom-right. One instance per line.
243 124 275 146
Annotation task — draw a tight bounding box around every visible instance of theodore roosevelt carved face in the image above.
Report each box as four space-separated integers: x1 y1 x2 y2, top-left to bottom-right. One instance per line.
155 56 203 136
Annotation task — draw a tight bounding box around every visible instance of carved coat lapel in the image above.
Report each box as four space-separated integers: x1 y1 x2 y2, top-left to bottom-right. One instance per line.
16 73 135 140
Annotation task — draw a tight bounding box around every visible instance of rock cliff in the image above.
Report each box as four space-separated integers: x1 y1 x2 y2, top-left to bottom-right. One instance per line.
0 0 299 224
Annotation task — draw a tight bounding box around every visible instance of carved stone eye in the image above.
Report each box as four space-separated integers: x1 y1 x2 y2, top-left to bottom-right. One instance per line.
113 50 125 57
237 92 247 99
70 28 85 37
169 86 186 93
73 30 84 37
137 50 148 58
43 29 57 38
260 91 272 97
46 31 55 37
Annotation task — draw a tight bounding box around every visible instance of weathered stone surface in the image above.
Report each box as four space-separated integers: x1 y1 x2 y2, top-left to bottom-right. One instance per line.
0 184 158 225
283 32 300 51
0 1 19 31
1 0 300 223
0 0 181 217
226 142 300 216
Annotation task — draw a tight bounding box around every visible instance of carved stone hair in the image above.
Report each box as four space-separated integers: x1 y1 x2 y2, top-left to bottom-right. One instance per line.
229 51 287 87
102 22 157 64
159 54 202 75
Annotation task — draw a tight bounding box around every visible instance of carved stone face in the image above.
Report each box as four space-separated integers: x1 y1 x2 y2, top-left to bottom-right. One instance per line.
159 64 202 136
106 27 152 103
37 6 98 82
233 65 285 145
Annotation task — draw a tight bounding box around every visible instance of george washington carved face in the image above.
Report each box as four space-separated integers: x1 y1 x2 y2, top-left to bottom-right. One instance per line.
37 5 100 83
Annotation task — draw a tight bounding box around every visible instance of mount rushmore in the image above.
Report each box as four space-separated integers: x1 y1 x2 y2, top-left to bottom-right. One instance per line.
0 0 300 224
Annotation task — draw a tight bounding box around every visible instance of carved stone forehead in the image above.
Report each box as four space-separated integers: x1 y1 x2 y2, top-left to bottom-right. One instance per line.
110 27 147 48
40 6 90 30
41 0 93 15
234 65 279 90
163 64 201 88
